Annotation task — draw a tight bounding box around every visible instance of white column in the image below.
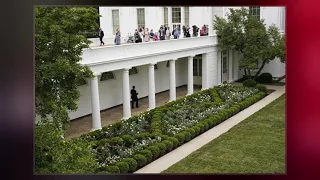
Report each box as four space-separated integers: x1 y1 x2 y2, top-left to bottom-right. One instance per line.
228 49 234 82
169 59 177 101
217 51 222 85
148 63 156 110
202 53 209 90
90 72 102 131
181 7 185 35
168 7 172 30
122 68 131 119
187 56 194 95
208 7 213 35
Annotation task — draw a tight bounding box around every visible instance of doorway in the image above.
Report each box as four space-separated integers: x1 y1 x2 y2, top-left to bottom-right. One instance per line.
221 50 228 83
193 55 202 86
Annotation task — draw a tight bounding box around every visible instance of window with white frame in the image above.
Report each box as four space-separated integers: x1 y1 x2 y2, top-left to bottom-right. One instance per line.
137 8 145 29
112 9 120 35
164 7 168 27
129 67 138 75
100 72 115 81
184 7 189 26
172 7 181 23
249 6 260 20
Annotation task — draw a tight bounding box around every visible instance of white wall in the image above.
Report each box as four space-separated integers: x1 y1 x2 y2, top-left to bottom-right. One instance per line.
68 59 187 120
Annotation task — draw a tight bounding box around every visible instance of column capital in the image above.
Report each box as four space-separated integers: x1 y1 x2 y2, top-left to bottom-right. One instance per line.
149 63 156 66
93 72 101 76
171 58 177 61
123 67 131 71
189 55 195 58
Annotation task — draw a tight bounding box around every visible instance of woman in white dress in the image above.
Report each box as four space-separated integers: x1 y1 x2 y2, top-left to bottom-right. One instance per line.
144 28 150 42
165 27 171 40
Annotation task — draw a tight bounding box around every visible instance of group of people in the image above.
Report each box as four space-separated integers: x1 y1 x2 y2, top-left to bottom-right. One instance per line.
97 24 210 46
133 25 182 43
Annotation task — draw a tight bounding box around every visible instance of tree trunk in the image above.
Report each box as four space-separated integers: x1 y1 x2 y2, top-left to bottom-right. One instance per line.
248 69 251 78
244 68 247 76
254 60 267 80
276 75 286 82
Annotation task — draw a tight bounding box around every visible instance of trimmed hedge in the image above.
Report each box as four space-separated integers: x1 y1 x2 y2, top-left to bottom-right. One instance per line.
162 140 174 152
105 166 120 173
115 162 130 173
243 79 257 87
122 158 138 172
138 149 153 162
84 85 267 174
133 154 147 167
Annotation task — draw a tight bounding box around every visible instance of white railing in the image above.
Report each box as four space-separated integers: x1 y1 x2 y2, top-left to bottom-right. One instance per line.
81 35 217 65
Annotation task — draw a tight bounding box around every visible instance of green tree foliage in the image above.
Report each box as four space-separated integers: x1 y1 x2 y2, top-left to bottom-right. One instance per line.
34 7 101 173
35 120 98 173
35 7 100 126
213 7 285 79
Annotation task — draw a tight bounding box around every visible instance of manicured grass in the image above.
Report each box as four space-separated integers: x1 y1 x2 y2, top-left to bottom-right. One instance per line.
162 94 286 174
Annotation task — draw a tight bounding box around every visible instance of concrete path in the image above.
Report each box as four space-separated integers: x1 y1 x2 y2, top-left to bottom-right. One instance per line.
134 85 285 173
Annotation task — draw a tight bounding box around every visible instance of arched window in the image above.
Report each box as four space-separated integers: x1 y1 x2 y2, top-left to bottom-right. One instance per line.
129 67 139 75
100 72 115 81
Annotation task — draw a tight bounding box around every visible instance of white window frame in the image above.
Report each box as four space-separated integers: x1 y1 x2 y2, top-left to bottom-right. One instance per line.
112 9 120 35
137 8 145 29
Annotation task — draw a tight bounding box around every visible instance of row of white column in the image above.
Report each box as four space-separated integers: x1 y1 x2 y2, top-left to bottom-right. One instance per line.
89 53 211 131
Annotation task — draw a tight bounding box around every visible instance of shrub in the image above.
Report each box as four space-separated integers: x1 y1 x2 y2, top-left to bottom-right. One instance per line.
121 135 134 147
205 118 214 128
115 162 130 173
138 150 153 162
105 166 120 173
154 143 167 155
192 126 201 136
162 140 173 152
122 158 138 172
147 146 161 159
110 137 123 146
133 154 147 167
185 128 196 138
257 73 273 83
256 84 268 94
202 122 209 131
197 123 206 133
243 79 257 87
167 137 179 148
134 133 150 140
175 133 186 144
183 131 192 142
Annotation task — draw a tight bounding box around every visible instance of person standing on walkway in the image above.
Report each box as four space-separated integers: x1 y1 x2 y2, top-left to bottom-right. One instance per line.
144 28 150 42
131 86 139 109
159 26 165 40
165 27 171 40
150 29 154 41
99 28 105 46
114 28 121 45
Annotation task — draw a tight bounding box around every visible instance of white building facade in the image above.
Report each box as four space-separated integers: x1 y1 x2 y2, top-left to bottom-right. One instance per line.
39 6 286 131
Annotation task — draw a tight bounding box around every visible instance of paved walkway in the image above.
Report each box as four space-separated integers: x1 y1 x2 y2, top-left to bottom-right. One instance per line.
66 85 201 139
134 84 285 173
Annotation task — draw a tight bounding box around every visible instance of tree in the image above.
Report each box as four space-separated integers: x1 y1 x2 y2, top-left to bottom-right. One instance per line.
35 7 101 173
213 7 285 80
35 7 100 126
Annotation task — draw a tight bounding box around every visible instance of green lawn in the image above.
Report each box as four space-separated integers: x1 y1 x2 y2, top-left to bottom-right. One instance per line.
162 94 286 174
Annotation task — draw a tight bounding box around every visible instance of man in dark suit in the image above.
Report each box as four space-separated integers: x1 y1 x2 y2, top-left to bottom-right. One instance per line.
99 28 105 46
131 86 139 109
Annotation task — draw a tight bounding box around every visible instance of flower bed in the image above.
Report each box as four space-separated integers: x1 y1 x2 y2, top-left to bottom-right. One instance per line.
77 84 267 173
